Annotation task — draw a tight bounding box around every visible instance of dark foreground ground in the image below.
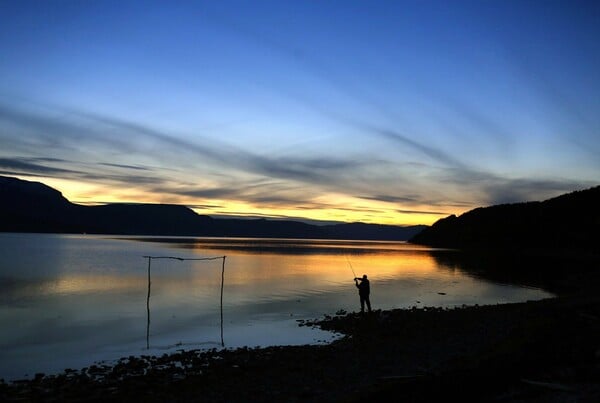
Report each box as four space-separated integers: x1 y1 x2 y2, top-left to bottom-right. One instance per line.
2 272 599 402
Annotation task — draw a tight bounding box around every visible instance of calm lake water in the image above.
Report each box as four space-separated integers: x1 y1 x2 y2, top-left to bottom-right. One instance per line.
0 233 552 380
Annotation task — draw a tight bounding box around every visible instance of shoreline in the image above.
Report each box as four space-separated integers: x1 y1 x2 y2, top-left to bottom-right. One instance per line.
2 285 599 402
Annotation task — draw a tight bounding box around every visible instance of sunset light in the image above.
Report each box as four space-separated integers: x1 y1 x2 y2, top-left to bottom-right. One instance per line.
1 1 598 225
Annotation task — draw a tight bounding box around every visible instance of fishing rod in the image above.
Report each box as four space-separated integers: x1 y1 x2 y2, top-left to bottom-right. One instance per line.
346 254 358 280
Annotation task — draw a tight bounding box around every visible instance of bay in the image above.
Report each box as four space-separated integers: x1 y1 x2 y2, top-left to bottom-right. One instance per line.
0 233 552 380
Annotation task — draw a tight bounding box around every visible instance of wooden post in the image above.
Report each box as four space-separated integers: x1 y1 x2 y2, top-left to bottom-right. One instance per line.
220 256 226 347
146 257 151 350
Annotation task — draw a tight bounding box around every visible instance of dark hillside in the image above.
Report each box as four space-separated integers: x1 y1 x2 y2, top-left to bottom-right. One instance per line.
81 204 215 235
410 186 600 252
0 176 79 232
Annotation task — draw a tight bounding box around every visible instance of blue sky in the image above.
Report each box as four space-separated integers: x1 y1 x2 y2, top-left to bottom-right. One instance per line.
0 0 598 225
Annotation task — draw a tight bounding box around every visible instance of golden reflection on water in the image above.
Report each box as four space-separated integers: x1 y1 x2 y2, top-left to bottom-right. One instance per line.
57 238 449 298
183 242 443 288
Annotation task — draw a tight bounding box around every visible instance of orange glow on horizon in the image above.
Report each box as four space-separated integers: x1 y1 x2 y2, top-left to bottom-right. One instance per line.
19 175 456 226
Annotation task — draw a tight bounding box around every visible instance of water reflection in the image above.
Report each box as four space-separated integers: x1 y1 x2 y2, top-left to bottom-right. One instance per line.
429 249 575 293
0 234 553 380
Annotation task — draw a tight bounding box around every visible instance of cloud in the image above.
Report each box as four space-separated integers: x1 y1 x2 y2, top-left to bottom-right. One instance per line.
0 153 170 194
0 102 131 153
427 96 516 158
360 194 422 204
29 157 72 163
0 157 78 176
79 172 167 186
175 187 241 200
207 212 343 225
188 204 225 210
366 125 468 170
396 209 447 216
99 163 152 171
167 182 320 208
243 155 370 186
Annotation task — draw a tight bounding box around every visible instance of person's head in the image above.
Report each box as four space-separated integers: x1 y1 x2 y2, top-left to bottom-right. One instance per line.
362 274 367 280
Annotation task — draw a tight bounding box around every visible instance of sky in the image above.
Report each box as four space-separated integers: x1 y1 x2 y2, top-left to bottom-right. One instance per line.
0 0 598 226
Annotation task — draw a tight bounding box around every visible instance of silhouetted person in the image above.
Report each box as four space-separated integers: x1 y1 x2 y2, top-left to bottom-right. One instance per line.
354 274 371 313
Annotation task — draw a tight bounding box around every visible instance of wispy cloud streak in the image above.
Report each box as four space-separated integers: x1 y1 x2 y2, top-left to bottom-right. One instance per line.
0 157 77 176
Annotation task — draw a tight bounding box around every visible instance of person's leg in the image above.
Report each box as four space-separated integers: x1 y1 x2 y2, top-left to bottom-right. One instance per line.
366 297 372 312
360 296 365 312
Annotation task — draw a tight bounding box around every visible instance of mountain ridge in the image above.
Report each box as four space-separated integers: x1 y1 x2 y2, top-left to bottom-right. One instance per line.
0 176 426 240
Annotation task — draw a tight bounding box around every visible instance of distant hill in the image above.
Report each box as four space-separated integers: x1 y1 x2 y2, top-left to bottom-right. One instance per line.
410 186 600 252
0 176 426 240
